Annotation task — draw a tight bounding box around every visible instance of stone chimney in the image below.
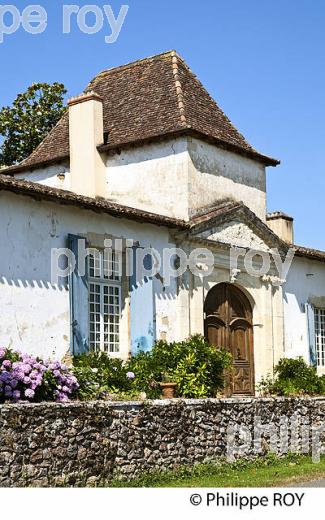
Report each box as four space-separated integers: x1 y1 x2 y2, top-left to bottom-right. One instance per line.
266 211 294 244
68 91 106 197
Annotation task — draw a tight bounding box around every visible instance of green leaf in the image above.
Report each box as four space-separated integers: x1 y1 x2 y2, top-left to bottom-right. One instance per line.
0 82 67 167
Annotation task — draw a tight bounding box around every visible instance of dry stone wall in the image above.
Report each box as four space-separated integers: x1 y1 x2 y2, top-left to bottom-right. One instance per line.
1 397 325 487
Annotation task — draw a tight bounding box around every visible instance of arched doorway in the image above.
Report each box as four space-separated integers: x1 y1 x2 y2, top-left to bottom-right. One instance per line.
204 283 254 395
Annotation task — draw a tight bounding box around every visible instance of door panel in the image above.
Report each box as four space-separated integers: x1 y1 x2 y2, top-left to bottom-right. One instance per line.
233 367 253 394
204 283 254 395
230 318 252 362
205 316 227 349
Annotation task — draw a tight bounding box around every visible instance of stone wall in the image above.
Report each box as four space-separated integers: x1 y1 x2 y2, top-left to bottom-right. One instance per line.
1 397 325 487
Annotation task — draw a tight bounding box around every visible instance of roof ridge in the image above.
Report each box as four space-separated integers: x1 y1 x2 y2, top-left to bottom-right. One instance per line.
88 50 177 90
2 50 279 175
170 51 188 127
190 199 241 219
175 55 257 153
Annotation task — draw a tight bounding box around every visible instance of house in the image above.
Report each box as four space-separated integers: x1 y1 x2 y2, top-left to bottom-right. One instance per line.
1 50 324 394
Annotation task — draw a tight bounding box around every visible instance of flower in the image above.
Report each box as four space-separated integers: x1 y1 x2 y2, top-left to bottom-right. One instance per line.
13 390 21 400
5 387 13 397
0 372 11 382
0 347 79 403
57 392 69 402
49 362 60 370
91 368 98 374
24 389 35 399
13 370 25 382
126 371 135 379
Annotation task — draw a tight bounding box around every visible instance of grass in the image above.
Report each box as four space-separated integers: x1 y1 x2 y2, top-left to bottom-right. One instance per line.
109 454 325 487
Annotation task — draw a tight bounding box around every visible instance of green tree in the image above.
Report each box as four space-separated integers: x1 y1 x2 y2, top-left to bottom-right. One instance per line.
0 82 67 167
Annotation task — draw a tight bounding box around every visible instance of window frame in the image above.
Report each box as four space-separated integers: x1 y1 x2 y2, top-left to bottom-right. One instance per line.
314 306 325 368
88 248 122 355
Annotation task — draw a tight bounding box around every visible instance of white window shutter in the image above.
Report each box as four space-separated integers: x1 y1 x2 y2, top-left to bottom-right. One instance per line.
129 246 155 354
305 303 316 366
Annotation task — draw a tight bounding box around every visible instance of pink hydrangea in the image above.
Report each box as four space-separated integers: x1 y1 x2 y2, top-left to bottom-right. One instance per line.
0 347 79 403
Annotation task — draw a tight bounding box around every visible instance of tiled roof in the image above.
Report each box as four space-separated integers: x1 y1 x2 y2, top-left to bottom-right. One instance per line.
0 176 278 237
5 51 278 174
2 174 325 263
0 174 187 229
294 245 325 263
188 200 290 253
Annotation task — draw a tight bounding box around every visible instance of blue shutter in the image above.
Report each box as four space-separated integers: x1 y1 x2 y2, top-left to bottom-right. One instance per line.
306 303 316 366
130 247 155 355
68 234 89 356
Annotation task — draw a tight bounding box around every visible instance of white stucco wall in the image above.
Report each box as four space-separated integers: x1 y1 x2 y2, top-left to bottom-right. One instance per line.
106 136 267 221
199 219 270 251
104 137 190 220
0 190 177 360
187 137 267 221
15 163 71 191
0 187 287 387
16 136 268 224
283 256 325 366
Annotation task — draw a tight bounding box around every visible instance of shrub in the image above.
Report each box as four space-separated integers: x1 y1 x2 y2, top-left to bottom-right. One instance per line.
0 347 79 402
128 334 232 398
258 357 325 396
72 336 232 400
72 351 138 400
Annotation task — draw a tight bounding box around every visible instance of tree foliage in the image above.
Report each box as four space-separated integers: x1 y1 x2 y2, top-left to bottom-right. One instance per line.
0 82 67 167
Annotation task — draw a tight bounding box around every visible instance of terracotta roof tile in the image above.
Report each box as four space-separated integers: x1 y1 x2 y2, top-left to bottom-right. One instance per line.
2 175 325 263
294 245 325 263
0 174 187 229
6 51 278 174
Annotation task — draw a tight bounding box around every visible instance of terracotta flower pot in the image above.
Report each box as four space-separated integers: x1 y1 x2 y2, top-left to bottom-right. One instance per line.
160 382 177 399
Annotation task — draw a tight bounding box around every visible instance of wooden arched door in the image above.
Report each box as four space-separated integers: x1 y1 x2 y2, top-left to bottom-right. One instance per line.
204 283 254 395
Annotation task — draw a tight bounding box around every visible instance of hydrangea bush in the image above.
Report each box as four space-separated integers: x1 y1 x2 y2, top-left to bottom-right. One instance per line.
1 335 232 403
0 347 79 403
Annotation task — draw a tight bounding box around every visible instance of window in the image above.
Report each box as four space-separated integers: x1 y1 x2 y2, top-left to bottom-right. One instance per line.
88 249 122 353
314 307 325 367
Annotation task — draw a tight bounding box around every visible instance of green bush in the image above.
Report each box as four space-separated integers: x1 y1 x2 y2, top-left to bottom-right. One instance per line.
73 335 232 400
258 357 325 396
128 334 232 398
72 351 137 400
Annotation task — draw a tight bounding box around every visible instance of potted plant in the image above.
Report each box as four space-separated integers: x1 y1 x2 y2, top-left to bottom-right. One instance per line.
159 371 177 399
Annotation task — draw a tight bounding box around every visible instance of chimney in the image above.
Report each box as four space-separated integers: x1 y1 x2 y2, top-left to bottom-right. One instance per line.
266 211 294 244
68 91 106 197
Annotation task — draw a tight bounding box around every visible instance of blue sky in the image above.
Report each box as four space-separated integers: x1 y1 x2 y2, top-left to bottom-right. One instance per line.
0 0 324 248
